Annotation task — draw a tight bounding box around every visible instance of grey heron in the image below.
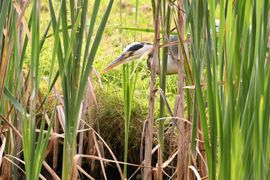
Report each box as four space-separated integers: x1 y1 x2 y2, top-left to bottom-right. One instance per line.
103 36 179 75
103 20 225 74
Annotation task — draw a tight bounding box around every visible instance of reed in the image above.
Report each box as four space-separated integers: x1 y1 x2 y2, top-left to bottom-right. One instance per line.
48 0 114 179
0 0 114 179
185 0 270 179
0 0 269 179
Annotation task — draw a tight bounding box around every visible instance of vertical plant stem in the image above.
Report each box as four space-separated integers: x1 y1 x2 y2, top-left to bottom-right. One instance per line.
144 0 161 179
123 64 129 177
176 0 190 179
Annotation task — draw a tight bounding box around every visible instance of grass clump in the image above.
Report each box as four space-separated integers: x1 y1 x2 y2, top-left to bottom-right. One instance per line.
93 90 147 163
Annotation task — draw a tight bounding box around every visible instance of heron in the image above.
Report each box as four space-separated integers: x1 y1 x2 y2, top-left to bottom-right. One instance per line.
103 20 226 74
103 36 179 75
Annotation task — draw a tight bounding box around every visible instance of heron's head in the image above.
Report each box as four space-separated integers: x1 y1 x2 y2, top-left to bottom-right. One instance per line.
103 42 153 73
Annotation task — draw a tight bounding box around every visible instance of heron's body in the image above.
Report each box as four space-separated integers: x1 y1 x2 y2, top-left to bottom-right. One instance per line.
148 49 178 75
159 55 178 75
103 36 179 75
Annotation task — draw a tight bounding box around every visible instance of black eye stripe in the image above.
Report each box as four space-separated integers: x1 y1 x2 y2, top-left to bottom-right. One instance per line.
127 43 144 52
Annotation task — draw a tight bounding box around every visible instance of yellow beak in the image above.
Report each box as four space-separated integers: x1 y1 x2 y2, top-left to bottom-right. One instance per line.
102 53 128 73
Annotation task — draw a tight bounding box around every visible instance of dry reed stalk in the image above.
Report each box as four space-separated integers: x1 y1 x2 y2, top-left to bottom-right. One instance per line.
18 0 26 54
0 135 6 167
13 1 31 41
157 146 162 180
80 75 96 167
53 111 59 170
77 165 95 180
2 156 26 178
175 0 191 179
42 161 60 180
80 120 124 178
0 115 22 139
140 120 146 177
143 0 161 179
92 131 107 180
197 120 207 177
4 145 59 179
76 154 153 169
0 38 9 102
78 103 87 166
85 77 97 172
72 156 79 180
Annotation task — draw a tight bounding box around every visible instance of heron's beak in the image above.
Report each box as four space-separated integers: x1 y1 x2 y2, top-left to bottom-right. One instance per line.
103 53 127 73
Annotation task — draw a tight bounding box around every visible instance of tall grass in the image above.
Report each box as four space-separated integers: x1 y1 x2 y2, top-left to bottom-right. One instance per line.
48 0 114 179
0 0 54 179
138 0 270 179
22 1 54 179
119 1 142 178
185 0 270 179
0 0 114 179
0 1 20 178
0 0 269 179
158 0 171 157
122 63 137 177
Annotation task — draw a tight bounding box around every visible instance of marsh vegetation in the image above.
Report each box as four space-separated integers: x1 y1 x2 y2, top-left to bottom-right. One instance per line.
0 0 269 179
